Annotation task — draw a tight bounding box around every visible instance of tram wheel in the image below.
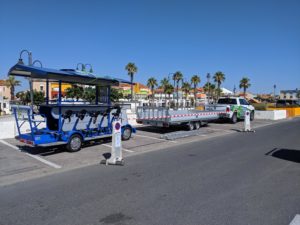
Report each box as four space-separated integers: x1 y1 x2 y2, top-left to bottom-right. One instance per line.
67 134 83 152
122 127 132 141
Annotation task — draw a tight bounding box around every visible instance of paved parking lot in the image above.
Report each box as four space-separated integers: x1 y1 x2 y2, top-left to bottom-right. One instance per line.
0 118 291 186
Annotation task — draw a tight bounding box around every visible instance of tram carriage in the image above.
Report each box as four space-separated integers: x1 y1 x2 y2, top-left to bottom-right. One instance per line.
8 61 135 152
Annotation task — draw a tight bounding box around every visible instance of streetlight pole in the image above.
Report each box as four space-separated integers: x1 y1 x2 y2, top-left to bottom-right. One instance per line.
84 64 93 73
206 73 211 103
19 50 34 110
273 84 276 102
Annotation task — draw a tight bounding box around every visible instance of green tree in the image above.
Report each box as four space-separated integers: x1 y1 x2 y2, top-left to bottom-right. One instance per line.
125 62 138 101
110 88 123 102
147 77 158 104
17 90 44 105
160 78 169 104
239 77 251 97
82 87 96 103
173 71 183 107
165 83 174 107
213 71 225 100
5 76 21 100
182 82 191 107
203 82 216 102
191 75 201 107
65 85 84 100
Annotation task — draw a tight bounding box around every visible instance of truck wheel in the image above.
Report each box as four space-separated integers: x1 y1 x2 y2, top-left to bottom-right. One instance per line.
250 111 255 121
187 122 194 131
122 127 132 141
67 134 82 152
231 113 237 124
194 122 201 130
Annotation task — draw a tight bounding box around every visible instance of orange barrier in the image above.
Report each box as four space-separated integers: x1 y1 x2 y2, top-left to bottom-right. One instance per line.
195 106 204 110
267 107 300 117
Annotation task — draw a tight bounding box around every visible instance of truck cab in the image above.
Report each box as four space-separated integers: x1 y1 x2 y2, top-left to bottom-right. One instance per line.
217 97 255 123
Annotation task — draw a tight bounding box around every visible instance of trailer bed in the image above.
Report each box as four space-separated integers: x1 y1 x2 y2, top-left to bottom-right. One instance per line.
136 106 225 127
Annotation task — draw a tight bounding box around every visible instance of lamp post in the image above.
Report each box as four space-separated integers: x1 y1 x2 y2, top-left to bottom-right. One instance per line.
273 84 276 102
18 49 33 65
84 64 93 73
233 85 236 96
76 63 86 72
206 73 211 103
32 60 43 67
18 50 34 110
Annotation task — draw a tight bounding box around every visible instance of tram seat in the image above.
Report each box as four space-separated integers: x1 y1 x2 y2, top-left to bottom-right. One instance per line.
76 109 91 130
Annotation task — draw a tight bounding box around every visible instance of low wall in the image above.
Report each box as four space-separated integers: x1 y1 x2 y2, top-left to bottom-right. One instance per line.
255 110 287 120
267 107 300 117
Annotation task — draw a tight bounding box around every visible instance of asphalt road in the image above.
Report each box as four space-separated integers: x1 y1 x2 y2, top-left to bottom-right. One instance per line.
1 118 300 225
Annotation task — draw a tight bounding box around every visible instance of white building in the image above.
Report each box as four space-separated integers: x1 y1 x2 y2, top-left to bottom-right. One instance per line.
0 96 11 115
280 89 300 100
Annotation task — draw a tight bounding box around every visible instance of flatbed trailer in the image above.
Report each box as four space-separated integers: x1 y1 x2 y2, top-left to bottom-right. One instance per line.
7 55 135 152
136 106 226 130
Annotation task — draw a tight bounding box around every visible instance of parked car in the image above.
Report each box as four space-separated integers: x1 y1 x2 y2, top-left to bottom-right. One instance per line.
214 97 255 123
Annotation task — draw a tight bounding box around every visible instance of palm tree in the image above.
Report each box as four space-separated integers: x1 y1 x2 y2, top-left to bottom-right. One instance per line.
160 78 169 104
165 84 174 106
182 82 191 107
147 77 158 104
5 76 21 101
239 77 251 97
125 62 138 101
191 75 200 107
173 71 183 107
203 82 216 102
213 71 225 100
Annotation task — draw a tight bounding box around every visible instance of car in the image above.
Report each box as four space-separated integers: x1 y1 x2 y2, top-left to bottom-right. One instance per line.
216 97 255 123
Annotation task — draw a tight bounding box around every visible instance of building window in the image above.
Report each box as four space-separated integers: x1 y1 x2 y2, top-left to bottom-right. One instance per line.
3 103 6 108
40 85 44 91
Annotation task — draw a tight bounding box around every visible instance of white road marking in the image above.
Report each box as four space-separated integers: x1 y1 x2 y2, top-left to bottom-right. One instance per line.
102 143 134 153
290 214 300 225
0 140 62 169
135 134 177 143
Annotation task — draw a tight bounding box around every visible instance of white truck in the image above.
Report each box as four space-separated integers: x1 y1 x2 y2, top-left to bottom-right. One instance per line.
206 97 255 123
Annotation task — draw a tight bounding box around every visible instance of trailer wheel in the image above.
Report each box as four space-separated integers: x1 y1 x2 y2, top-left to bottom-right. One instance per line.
231 113 237 124
250 111 255 121
194 122 201 130
67 134 82 152
122 127 132 141
187 122 194 131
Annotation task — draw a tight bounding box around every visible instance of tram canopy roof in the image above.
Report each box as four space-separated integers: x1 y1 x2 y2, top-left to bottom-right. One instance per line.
8 64 132 86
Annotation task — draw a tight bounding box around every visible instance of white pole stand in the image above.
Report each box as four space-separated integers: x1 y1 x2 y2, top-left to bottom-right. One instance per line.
242 110 255 132
100 119 124 166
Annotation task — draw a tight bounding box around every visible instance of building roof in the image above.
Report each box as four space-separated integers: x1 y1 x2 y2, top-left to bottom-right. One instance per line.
0 80 6 86
280 89 299 94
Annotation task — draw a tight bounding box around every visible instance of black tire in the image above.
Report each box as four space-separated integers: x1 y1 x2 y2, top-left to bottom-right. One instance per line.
187 122 194 131
194 122 201 130
67 134 82 152
231 113 237 124
250 111 255 121
122 127 132 141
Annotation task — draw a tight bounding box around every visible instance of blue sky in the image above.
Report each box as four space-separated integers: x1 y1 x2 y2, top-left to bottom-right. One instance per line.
0 0 299 93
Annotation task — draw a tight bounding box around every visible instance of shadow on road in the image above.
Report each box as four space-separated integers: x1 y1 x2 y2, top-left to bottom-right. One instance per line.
266 148 300 163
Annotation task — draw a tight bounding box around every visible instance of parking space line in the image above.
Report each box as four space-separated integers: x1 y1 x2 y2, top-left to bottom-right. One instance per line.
135 134 177 143
101 144 134 153
289 214 300 225
0 140 62 169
